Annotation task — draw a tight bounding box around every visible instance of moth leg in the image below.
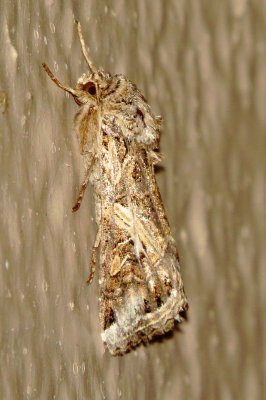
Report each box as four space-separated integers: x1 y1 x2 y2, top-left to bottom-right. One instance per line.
87 228 101 285
72 161 95 212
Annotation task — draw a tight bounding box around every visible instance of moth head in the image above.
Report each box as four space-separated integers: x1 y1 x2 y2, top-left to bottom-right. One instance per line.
42 21 161 150
42 21 109 108
73 70 111 106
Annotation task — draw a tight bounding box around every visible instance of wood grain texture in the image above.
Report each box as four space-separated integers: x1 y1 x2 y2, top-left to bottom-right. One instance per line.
0 1 265 399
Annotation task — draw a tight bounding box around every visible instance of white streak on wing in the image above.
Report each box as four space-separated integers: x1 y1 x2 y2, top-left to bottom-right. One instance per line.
113 203 164 293
114 203 131 226
113 203 163 257
113 203 145 257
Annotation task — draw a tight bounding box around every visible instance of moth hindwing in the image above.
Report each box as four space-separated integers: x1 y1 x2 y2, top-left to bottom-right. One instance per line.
43 21 188 355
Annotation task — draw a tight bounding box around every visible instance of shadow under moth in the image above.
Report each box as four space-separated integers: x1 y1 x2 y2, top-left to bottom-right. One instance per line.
43 22 188 356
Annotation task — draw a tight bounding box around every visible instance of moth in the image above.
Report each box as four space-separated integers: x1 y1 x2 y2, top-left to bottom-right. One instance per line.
43 22 188 355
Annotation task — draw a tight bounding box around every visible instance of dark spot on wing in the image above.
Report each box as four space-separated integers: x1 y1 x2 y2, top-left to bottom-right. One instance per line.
156 296 163 308
102 132 109 149
136 107 145 120
104 308 116 329
144 299 151 313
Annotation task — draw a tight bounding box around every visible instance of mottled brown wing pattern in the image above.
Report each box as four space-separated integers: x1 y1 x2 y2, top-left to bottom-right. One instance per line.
98 133 188 355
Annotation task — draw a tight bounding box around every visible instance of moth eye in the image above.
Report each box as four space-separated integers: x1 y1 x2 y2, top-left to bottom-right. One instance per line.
83 82 97 96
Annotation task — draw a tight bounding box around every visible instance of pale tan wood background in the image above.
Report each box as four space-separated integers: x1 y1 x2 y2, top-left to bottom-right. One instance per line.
0 1 265 399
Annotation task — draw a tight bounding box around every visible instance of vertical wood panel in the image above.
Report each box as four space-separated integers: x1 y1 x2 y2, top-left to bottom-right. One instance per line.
0 1 264 399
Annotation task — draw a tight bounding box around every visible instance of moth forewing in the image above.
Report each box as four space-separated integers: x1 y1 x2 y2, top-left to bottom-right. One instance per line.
43 22 188 356
98 147 187 355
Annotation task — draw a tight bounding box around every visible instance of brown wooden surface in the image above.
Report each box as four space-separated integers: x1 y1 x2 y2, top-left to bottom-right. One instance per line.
0 1 265 399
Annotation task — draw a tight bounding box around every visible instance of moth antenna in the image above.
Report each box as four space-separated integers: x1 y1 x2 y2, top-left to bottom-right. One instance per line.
42 63 77 97
75 20 97 74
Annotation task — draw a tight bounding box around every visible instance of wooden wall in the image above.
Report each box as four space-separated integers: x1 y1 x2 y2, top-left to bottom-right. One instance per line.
0 1 264 399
